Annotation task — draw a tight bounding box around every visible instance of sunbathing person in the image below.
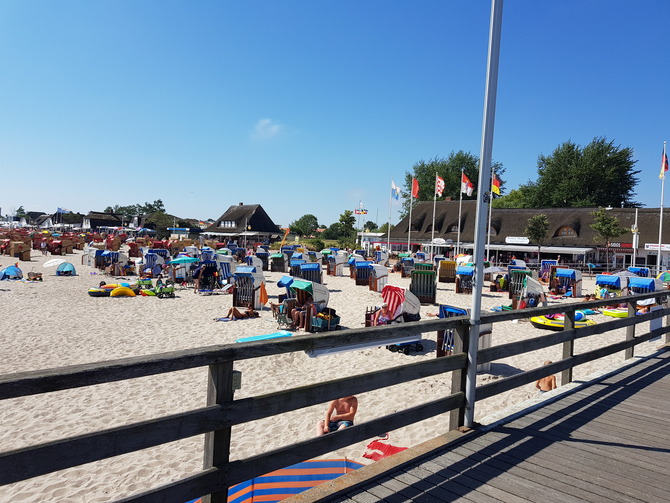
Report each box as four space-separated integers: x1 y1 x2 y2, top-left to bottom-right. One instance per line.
316 396 358 435
373 303 392 326
225 303 259 320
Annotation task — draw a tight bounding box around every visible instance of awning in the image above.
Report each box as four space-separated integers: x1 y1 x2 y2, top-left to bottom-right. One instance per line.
471 244 594 255
596 247 633 253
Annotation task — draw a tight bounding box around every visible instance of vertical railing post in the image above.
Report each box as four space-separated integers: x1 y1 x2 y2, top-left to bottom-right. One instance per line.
561 309 575 385
449 322 470 430
202 361 235 503
625 299 636 360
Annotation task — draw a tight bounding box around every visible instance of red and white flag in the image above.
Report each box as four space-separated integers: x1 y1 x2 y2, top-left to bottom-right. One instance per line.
435 175 445 197
660 144 669 180
411 178 420 198
461 172 474 196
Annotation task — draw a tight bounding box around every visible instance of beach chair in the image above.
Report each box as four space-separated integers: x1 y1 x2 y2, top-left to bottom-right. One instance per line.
438 260 456 283
327 254 345 276
409 270 437 304
400 258 415 278
628 266 650 277
270 253 288 272
508 269 532 300
276 299 296 330
255 251 270 271
455 266 474 294
553 268 582 297
290 259 306 278
436 305 468 357
369 264 388 292
299 262 323 284
354 261 373 286
594 274 623 299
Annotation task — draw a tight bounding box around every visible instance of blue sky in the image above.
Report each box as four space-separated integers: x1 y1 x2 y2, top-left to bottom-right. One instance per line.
1 1 668 229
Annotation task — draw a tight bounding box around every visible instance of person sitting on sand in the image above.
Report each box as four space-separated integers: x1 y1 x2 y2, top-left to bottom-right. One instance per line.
536 361 557 393
225 303 259 320
316 396 358 436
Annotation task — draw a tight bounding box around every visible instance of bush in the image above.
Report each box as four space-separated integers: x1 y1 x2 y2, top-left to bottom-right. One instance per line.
306 239 325 251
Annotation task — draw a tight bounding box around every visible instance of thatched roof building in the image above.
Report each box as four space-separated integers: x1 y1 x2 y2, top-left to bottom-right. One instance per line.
385 201 670 266
203 203 282 244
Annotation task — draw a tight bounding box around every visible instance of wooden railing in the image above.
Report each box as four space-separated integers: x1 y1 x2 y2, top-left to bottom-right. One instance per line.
1 291 669 503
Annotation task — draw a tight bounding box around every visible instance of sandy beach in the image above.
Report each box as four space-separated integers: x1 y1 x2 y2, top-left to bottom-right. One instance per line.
0 248 664 502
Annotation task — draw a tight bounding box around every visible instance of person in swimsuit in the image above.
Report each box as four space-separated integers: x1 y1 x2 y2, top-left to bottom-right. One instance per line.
225 303 259 320
536 361 557 393
373 303 392 326
316 396 358 435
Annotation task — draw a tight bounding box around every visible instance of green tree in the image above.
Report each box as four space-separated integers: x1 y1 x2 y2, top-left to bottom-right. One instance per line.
591 207 627 272
377 222 393 235
492 188 530 208
525 214 549 261
15 206 26 217
289 214 319 237
513 137 640 209
363 220 378 231
338 210 356 239
322 222 343 240
401 151 504 216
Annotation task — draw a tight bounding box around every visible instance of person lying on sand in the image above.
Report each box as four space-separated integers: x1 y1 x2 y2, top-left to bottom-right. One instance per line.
225 304 259 321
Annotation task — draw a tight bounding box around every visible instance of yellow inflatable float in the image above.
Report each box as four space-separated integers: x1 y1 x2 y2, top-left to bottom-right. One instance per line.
110 286 136 297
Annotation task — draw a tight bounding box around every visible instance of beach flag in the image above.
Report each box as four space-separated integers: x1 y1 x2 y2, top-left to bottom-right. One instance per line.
411 178 419 198
660 144 669 180
391 179 400 200
259 282 268 305
435 175 445 197
461 172 474 196
492 174 501 195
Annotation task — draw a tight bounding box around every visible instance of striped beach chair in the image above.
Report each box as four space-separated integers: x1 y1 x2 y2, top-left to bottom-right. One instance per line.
409 269 437 304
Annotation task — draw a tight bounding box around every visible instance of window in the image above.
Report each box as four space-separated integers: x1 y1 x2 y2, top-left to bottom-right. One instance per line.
218 220 236 228
557 226 576 237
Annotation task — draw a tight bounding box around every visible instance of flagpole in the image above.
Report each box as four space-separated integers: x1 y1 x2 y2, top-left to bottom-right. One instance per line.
486 168 493 262
658 141 666 274
407 194 413 253
431 172 438 260
387 184 393 253
457 169 464 257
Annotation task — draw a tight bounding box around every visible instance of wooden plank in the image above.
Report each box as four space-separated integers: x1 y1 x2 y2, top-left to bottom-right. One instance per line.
465 433 648 503
465 431 667 500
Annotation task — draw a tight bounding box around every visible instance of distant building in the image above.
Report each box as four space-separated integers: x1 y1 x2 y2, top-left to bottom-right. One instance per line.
383 200 670 269
203 203 282 245
83 211 124 231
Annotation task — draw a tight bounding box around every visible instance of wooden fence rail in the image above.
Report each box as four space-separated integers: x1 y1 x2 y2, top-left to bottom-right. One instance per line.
1 291 668 503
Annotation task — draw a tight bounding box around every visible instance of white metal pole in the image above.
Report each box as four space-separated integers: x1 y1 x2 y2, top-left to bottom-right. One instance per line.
407 196 413 253
465 0 503 429
387 188 392 253
659 143 666 275
632 207 638 266
431 172 438 260
457 169 464 258
486 179 493 261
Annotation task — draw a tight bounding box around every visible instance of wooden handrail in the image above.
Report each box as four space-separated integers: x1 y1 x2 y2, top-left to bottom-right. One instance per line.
0 290 668 503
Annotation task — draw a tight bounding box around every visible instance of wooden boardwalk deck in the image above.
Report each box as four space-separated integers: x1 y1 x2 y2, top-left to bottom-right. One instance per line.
292 349 670 503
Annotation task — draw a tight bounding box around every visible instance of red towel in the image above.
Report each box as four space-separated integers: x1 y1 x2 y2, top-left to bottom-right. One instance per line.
363 440 408 461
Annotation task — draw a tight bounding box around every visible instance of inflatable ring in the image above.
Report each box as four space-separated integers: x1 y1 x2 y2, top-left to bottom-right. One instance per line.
88 288 110 297
110 286 136 297
530 316 596 331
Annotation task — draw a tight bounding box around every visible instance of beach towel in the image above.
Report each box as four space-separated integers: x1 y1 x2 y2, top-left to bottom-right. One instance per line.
363 439 408 461
213 316 253 322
